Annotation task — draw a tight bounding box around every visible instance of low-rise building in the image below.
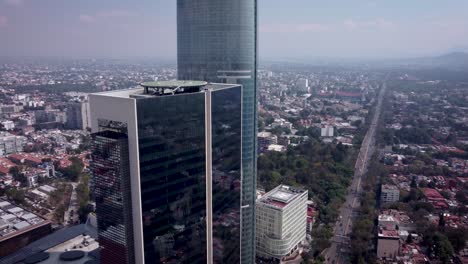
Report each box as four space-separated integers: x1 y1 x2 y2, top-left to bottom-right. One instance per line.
267 144 286 152
256 185 308 262
422 188 448 209
378 214 397 230
1 121 15 131
377 229 400 259
0 200 52 258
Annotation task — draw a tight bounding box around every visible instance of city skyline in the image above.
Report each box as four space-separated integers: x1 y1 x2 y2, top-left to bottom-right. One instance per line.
1 0 468 60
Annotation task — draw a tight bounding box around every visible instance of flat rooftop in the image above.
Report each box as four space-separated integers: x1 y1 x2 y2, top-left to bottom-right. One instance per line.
382 184 398 191
92 82 239 99
140 80 208 88
0 199 49 242
258 185 307 209
378 214 396 222
0 224 98 264
378 230 399 238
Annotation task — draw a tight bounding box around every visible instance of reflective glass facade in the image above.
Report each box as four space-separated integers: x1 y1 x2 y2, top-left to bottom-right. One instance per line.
136 93 207 264
177 1 257 262
211 88 242 263
91 84 243 264
91 123 135 264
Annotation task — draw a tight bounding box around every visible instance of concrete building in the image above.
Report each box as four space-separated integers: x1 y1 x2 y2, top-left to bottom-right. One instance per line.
296 78 309 93
0 132 26 156
1 121 15 131
377 229 400 259
90 81 243 264
34 109 66 130
81 101 91 130
267 144 287 152
320 124 334 137
258 131 278 153
378 214 397 230
381 184 400 204
256 185 308 262
66 102 83 130
0 104 23 114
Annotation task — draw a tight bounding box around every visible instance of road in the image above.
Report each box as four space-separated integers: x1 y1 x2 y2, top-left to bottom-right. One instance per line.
323 80 387 264
64 182 79 225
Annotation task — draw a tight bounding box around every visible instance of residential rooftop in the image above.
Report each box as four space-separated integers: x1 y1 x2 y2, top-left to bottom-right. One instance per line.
0 199 50 243
382 184 399 190
378 229 399 238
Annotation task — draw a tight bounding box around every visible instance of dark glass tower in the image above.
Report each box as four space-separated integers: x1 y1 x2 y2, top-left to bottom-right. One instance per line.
177 1 257 263
91 128 135 264
90 82 242 264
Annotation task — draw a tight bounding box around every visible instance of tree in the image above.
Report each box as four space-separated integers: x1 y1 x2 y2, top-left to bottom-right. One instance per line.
440 191 451 200
407 233 413 244
76 174 91 223
431 233 454 263
445 228 468 253
438 214 446 228
406 188 423 202
6 188 26 204
10 167 27 186
59 157 84 182
410 177 418 188
455 191 467 205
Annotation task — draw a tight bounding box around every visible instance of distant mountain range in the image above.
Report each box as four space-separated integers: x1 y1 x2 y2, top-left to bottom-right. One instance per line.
433 51 468 65
389 52 468 68
261 51 468 69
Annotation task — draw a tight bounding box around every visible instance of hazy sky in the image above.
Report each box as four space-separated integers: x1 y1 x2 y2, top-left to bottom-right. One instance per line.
1 0 468 60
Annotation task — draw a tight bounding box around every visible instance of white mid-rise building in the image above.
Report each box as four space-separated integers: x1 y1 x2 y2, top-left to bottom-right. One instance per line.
381 184 400 204
258 131 278 153
320 124 334 137
81 101 91 130
256 185 308 262
1 121 15 131
0 132 26 156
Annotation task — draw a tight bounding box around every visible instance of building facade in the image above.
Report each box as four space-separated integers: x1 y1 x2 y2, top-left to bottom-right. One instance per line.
66 102 83 130
90 81 242 264
0 132 26 156
257 132 277 153
381 184 400 204
256 185 307 262
377 230 400 259
320 125 334 138
177 2 258 262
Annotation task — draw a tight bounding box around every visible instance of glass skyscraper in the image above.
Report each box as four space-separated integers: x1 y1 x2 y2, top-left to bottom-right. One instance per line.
90 81 242 264
177 1 258 263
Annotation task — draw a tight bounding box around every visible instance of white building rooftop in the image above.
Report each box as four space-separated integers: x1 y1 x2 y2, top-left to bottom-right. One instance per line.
258 185 307 209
